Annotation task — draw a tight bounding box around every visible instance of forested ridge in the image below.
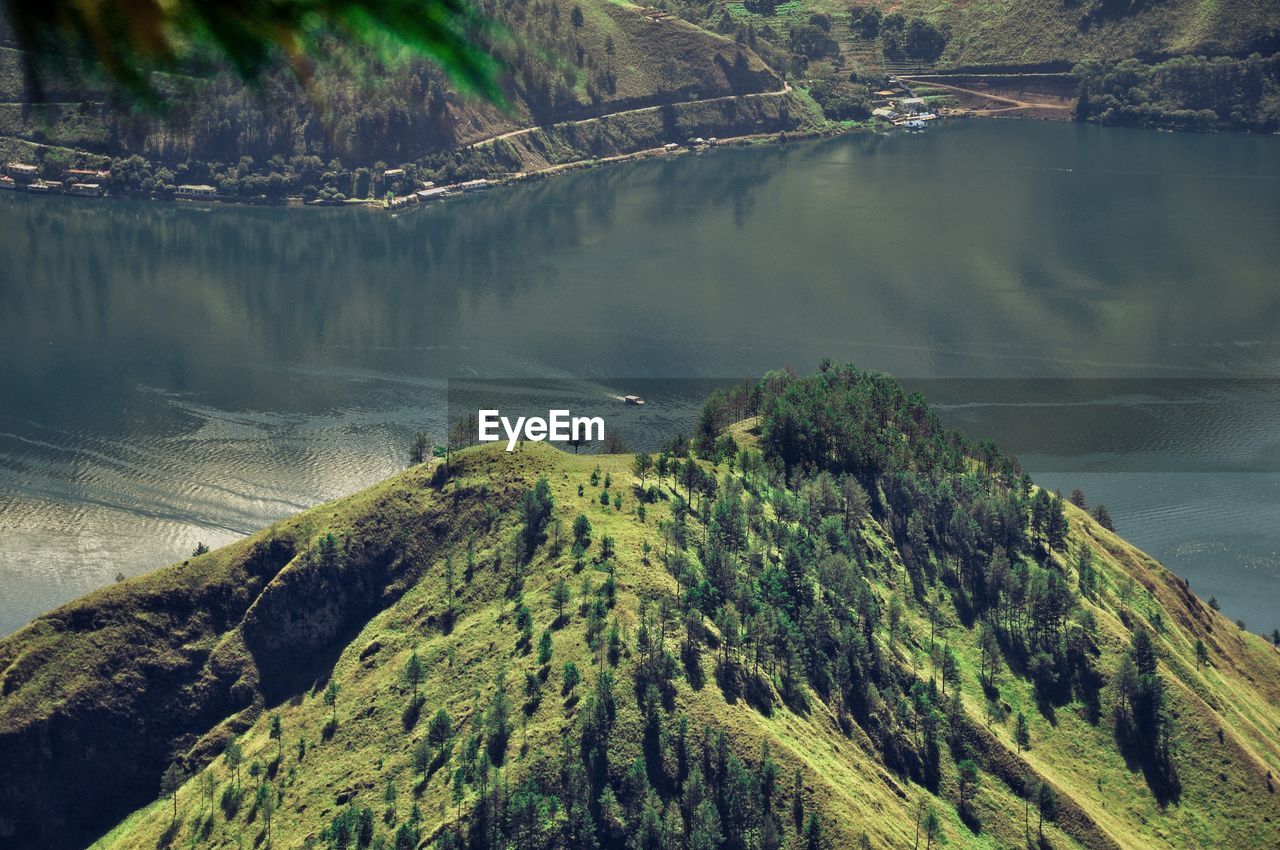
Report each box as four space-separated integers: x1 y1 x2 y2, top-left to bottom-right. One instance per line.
1074 53 1280 132
3 363 1278 850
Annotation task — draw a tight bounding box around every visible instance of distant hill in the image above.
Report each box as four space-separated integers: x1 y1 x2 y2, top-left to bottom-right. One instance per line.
2 364 1278 850
0 0 802 190
1 0 1278 193
734 0 1280 73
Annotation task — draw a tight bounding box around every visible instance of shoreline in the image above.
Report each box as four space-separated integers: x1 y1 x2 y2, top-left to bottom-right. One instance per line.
0 79 1096 214
13 106 1248 215
1 125 841 212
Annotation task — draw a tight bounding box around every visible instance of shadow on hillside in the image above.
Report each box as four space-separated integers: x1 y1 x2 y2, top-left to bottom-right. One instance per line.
643 720 669 793
1115 722 1181 807
715 660 740 704
402 695 424 731
429 608 456 635
743 671 775 716
682 641 705 691
256 599 390 707
780 680 810 716
959 803 982 835
712 657 779 716
156 817 181 848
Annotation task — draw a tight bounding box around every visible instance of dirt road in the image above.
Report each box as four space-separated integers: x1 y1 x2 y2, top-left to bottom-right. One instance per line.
467 81 794 150
898 76 1074 115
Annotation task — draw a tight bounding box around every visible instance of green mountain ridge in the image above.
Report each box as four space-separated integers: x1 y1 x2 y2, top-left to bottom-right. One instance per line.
2 365 1278 850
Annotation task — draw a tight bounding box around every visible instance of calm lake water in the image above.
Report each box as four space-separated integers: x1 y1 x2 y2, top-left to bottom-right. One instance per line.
2 119 1279 636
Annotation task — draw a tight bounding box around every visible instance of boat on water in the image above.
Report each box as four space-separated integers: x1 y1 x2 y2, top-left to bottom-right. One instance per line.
623 395 645 405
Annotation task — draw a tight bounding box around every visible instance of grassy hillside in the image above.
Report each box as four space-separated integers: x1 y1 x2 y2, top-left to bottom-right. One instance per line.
3 366 1279 850
714 0 1278 73
0 0 804 192
3 0 1278 195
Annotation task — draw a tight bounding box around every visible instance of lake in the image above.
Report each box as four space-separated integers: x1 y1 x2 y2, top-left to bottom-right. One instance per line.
2 119 1279 636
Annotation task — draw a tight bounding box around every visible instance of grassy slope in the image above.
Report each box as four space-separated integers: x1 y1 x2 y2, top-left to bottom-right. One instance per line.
0 0 793 170
3 0 1275 171
0 460 499 849
21 437 1271 850
729 0 1276 70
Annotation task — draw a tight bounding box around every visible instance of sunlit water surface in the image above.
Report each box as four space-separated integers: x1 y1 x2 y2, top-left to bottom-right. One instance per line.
2 119 1279 635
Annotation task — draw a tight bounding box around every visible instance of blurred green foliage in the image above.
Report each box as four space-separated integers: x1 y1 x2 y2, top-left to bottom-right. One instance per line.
3 0 505 107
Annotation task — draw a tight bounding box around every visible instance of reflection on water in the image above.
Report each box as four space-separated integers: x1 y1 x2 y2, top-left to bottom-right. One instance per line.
2 120 1279 634
913 379 1280 473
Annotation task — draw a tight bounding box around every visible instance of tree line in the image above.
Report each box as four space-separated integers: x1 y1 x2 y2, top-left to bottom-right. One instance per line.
1074 53 1280 133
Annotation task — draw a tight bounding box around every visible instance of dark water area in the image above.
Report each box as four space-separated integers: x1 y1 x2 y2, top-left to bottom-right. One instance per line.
2 119 1279 635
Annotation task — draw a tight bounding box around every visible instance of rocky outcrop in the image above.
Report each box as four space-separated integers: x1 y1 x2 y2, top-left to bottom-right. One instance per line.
0 537 294 850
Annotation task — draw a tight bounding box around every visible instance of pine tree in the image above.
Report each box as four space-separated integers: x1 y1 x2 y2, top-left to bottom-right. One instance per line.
1038 781 1057 840
259 782 275 846
404 649 425 700
199 769 215 815
803 813 823 850
324 680 341 728
923 804 940 850
1077 544 1097 599
161 760 186 828
269 712 283 763
225 737 243 791
689 799 722 850
1015 711 1031 752
634 453 653 487
450 769 465 820
538 629 553 665
553 577 572 623
409 431 431 465
563 661 581 694
428 708 453 747
940 644 960 697
1092 502 1115 531
521 477 555 562
978 622 1001 687
758 740 778 809
413 737 431 781
486 670 512 763
1046 491 1069 549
